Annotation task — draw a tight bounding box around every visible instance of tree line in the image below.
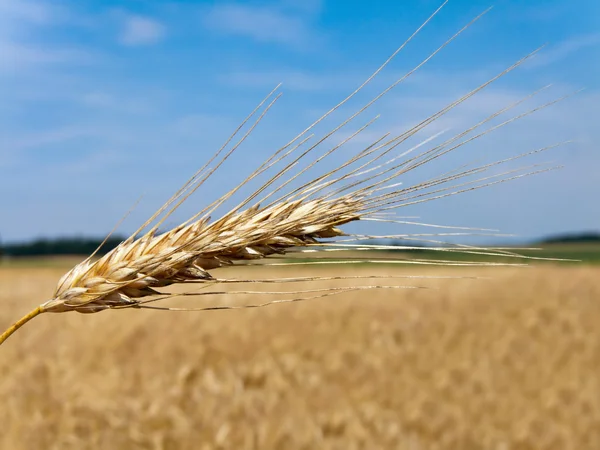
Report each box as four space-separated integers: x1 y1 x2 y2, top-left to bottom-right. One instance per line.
1 232 597 257
0 236 126 257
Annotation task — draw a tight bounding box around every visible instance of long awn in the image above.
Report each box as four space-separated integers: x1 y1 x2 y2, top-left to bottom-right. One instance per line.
0 2 575 346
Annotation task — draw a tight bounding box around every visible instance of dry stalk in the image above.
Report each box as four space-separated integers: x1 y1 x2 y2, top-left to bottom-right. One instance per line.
0 2 574 347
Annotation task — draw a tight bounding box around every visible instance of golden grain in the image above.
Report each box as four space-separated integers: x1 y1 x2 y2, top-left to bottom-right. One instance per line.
1 265 598 449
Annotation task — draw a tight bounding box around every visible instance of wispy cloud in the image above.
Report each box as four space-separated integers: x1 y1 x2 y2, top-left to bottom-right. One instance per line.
119 15 166 46
527 33 600 68
5 125 102 152
0 41 95 73
202 3 315 47
0 0 92 72
1 0 597 241
0 0 54 32
80 91 157 114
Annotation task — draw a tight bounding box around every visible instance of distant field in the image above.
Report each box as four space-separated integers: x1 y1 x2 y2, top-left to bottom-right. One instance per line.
529 242 600 263
0 255 85 269
253 242 600 266
388 242 600 265
2 242 599 270
1 263 599 449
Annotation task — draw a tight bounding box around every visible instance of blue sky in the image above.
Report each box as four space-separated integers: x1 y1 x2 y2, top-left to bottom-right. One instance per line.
1 0 599 244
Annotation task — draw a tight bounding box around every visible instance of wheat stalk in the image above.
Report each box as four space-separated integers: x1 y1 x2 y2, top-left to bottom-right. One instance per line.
0 2 574 347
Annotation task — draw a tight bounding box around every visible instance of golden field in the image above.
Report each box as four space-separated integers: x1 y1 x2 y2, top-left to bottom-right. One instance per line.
1 262 599 449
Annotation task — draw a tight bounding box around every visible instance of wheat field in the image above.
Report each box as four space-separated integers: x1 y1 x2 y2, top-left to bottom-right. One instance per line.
1 262 598 449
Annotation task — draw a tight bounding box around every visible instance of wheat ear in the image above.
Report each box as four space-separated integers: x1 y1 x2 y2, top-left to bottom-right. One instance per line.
0 3 574 346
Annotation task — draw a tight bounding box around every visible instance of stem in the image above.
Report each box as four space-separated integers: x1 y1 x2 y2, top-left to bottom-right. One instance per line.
0 306 44 347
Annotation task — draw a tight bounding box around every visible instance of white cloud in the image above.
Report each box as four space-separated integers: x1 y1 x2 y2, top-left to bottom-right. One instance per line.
0 0 92 72
0 0 53 32
4 125 101 152
120 15 165 46
0 41 91 72
203 3 313 47
526 33 600 69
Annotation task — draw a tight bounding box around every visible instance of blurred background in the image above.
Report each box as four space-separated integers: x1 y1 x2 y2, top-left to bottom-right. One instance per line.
1 0 599 449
